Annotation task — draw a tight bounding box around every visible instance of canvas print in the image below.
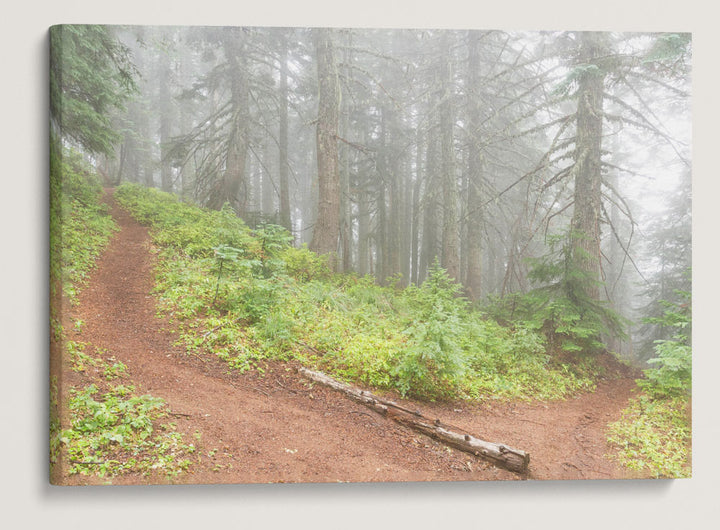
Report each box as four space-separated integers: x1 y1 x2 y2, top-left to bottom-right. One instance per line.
49 25 691 485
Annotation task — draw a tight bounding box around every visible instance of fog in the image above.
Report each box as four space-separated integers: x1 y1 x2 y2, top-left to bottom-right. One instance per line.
92 26 690 362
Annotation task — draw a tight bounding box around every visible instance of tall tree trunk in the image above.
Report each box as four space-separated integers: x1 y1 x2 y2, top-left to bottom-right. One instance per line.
410 127 424 285
378 105 402 284
310 28 341 266
261 136 275 215
115 142 126 184
400 148 412 287
460 165 469 285
465 32 484 300
440 33 460 282
339 32 353 273
209 27 249 214
278 30 292 234
387 108 403 284
249 151 261 213
142 87 154 188
570 31 607 300
357 173 370 276
159 47 173 193
420 132 440 283
605 170 624 354
299 137 318 247
377 180 387 282
385 33 406 286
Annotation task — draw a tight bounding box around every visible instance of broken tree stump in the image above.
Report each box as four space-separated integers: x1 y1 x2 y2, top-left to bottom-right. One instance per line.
298 367 530 474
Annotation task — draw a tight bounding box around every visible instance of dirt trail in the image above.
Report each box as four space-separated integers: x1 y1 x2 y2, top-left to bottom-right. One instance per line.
56 190 642 484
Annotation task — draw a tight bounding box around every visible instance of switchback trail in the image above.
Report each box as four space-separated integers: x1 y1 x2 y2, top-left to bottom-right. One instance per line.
56 189 642 484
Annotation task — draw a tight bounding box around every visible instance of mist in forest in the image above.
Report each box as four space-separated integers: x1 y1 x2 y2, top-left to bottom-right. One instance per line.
93 26 691 364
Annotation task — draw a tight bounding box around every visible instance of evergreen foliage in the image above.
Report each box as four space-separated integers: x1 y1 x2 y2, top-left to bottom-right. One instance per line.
640 288 691 398
487 233 626 355
393 263 471 397
50 24 137 155
636 172 691 360
49 24 137 328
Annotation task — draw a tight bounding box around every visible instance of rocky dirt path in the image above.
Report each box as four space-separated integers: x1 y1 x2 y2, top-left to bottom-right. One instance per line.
55 190 641 485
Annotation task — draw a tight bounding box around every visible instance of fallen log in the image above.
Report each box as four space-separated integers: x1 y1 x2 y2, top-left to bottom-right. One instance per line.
298 367 530 474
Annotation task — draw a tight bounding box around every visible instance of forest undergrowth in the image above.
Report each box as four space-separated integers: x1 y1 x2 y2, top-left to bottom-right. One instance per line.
113 182 692 478
50 165 691 480
115 182 606 402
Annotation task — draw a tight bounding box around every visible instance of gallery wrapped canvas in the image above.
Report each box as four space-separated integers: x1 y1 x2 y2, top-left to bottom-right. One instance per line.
49 24 691 485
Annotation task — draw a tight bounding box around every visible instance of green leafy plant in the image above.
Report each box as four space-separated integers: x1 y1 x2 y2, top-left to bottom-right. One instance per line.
67 341 99 373
104 361 128 380
642 33 692 65
607 290 692 478
280 244 332 282
253 222 294 277
552 63 603 96
57 384 197 479
607 394 691 478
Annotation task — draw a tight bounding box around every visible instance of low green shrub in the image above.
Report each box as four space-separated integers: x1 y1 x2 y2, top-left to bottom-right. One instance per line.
607 394 691 478
280 244 332 282
116 184 257 256
51 338 198 481
56 384 196 478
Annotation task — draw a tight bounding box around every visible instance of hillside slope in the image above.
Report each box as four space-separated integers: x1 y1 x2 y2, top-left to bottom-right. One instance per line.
51 189 642 484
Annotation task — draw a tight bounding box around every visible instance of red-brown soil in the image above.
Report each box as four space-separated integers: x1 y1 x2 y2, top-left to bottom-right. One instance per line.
52 190 645 485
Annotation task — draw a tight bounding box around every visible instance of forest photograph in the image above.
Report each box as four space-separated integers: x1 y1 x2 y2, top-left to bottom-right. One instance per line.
49 24 691 485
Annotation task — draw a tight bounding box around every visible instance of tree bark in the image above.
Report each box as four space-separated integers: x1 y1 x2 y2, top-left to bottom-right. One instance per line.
419 133 440 283
464 32 484 300
400 149 412 287
339 31 353 273
310 28 341 267
158 44 174 193
570 31 607 300
208 27 249 215
385 105 402 283
440 33 460 282
410 127 424 285
357 169 371 276
261 136 275 215
376 105 403 284
278 30 292 234
299 367 529 474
